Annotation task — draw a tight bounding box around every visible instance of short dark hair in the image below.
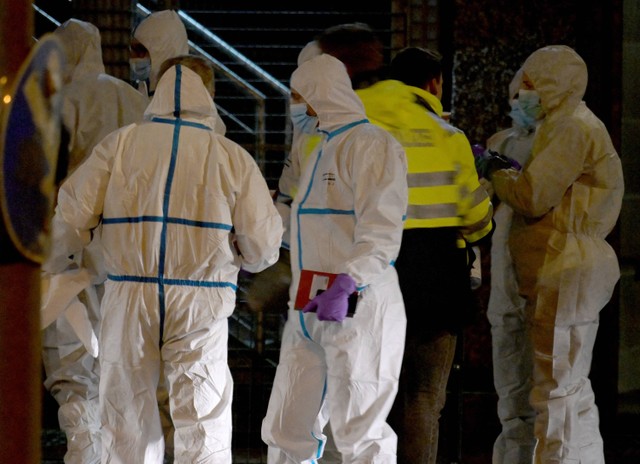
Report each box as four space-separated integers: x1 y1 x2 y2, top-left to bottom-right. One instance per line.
389 47 442 89
316 22 384 88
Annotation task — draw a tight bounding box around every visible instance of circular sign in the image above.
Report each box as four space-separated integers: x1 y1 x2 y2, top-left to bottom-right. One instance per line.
0 34 64 263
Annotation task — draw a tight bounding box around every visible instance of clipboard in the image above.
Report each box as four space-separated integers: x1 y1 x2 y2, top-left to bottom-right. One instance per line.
294 269 358 317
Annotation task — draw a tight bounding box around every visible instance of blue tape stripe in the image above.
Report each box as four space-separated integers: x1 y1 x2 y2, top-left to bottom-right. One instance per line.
173 64 181 117
326 119 368 140
167 218 232 229
308 378 328 461
107 274 238 291
298 208 355 216
298 310 312 341
103 216 163 224
156 67 183 342
102 216 232 230
150 117 211 131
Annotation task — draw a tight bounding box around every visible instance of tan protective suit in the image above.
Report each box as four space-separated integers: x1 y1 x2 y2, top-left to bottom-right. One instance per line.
492 45 624 464
487 71 537 464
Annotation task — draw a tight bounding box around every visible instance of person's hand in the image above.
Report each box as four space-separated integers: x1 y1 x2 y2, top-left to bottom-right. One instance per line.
475 149 521 180
245 248 291 313
302 273 356 322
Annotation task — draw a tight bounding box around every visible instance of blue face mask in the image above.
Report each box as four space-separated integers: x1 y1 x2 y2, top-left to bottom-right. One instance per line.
290 102 318 135
509 99 537 130
517 89 545 122
130 57 151 82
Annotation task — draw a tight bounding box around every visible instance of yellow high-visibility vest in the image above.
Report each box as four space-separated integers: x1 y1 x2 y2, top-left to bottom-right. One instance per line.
357 80 493 244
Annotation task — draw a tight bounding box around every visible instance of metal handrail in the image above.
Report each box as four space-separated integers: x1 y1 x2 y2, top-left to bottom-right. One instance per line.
186 40 268 168
32 4 60 27
176 9 289 96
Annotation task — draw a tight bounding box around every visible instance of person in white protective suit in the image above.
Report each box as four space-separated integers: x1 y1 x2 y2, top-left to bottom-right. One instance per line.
129 9 227 137
261 53 408 463
489 45 624 464
245 40 323 315
50 54 283 463
41 18 148 464
129 8 220 130
484 69 538 464
130 11 226 455
130 9 188 97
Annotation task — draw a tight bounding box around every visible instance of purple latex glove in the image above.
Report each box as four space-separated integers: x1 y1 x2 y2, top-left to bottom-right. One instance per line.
302 273 356 322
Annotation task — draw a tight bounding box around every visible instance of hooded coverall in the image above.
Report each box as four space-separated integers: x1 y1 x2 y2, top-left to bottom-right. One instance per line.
486 71 537 464
51 64 282 463
261 54 408 464
41 19 148 464
131 9 227 142
356 77 493 464
492 45 624 464
132 9 188 95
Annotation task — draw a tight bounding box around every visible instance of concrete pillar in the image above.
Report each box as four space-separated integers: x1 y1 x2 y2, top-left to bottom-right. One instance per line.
0 2 42 463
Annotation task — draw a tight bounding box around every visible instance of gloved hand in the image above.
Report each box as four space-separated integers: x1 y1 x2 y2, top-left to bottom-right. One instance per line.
302 273 356 322
246 248 291 313
473 146 522 181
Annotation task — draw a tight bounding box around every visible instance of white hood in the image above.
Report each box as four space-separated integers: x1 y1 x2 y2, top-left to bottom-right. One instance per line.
521 45 587 114
133 10 189 92
144 64 220 127
290 53 367 132
54 19 105 82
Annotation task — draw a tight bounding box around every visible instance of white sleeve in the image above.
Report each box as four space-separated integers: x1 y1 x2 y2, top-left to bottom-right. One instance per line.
231 150 284 273
46 131 117 271
345 130 408 286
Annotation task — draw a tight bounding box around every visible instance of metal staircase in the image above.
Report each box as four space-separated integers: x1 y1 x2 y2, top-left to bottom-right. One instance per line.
177 0 401 188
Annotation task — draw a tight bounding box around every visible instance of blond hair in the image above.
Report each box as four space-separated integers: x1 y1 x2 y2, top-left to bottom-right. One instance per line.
158 54 215 95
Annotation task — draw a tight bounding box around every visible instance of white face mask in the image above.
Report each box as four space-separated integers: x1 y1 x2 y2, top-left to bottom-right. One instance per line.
517 89 545 122
290 102 318 135
130 57 151 82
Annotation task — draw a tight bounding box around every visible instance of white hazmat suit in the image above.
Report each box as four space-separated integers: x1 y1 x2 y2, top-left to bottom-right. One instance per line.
261 54 408 464
492 45 624 464
131 9 227 141
42 19 148 464
51 63 282 463
132 9 189 95
486 70 537 464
